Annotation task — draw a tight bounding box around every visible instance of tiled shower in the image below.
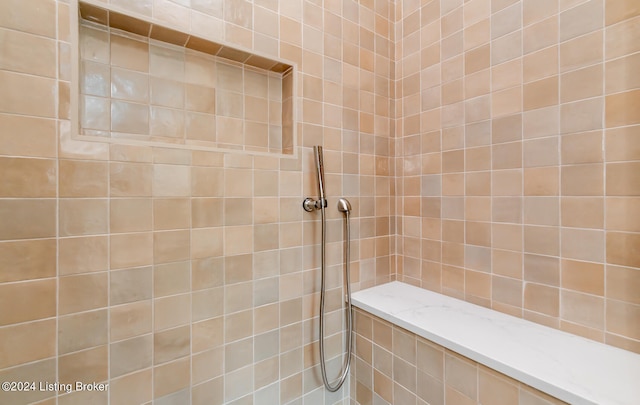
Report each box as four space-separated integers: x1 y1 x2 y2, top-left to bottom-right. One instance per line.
0 0 637 404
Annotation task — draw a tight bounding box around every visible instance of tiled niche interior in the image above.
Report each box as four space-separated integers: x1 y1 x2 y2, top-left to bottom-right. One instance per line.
76 2 294 155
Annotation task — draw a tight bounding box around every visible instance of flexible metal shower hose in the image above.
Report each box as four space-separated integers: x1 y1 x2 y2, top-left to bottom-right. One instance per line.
318 199 352 392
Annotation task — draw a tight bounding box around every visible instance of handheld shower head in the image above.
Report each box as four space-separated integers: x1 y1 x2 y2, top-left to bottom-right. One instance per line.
303 146 328 212
314 146 326 199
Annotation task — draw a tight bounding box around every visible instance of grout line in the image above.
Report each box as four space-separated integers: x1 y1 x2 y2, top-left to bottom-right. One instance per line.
601 0 608 344
556 0 562 329
55 1 60 404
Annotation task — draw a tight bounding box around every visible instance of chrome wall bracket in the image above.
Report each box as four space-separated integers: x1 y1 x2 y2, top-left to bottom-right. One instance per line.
303 197 327 212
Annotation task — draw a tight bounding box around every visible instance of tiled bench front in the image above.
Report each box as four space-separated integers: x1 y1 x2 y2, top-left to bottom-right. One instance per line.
351 281 640 405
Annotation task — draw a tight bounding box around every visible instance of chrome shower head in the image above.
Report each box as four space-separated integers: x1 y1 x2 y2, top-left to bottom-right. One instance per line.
314 146 326 199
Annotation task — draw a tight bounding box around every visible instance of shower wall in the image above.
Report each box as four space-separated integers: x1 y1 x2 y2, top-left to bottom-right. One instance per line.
393 0 639 353
0 0 394 404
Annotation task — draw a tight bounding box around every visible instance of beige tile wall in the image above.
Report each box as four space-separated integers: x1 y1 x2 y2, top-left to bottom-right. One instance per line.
394 0 640 354
0 0 394 404
351 308 569 405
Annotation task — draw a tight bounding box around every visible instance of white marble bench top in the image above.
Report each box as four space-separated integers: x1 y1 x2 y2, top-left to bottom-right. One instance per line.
351 281 640 405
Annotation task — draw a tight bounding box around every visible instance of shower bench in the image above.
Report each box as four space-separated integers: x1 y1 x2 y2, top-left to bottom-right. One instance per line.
351 281 640 405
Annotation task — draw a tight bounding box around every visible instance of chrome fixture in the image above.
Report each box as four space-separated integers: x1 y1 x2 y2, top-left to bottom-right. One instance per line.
303 145 353 392
302 144 327 212
337 197 352 213
302 197 326 212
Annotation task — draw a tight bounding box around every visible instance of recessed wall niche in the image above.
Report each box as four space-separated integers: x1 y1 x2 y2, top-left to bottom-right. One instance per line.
72 1 295 155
